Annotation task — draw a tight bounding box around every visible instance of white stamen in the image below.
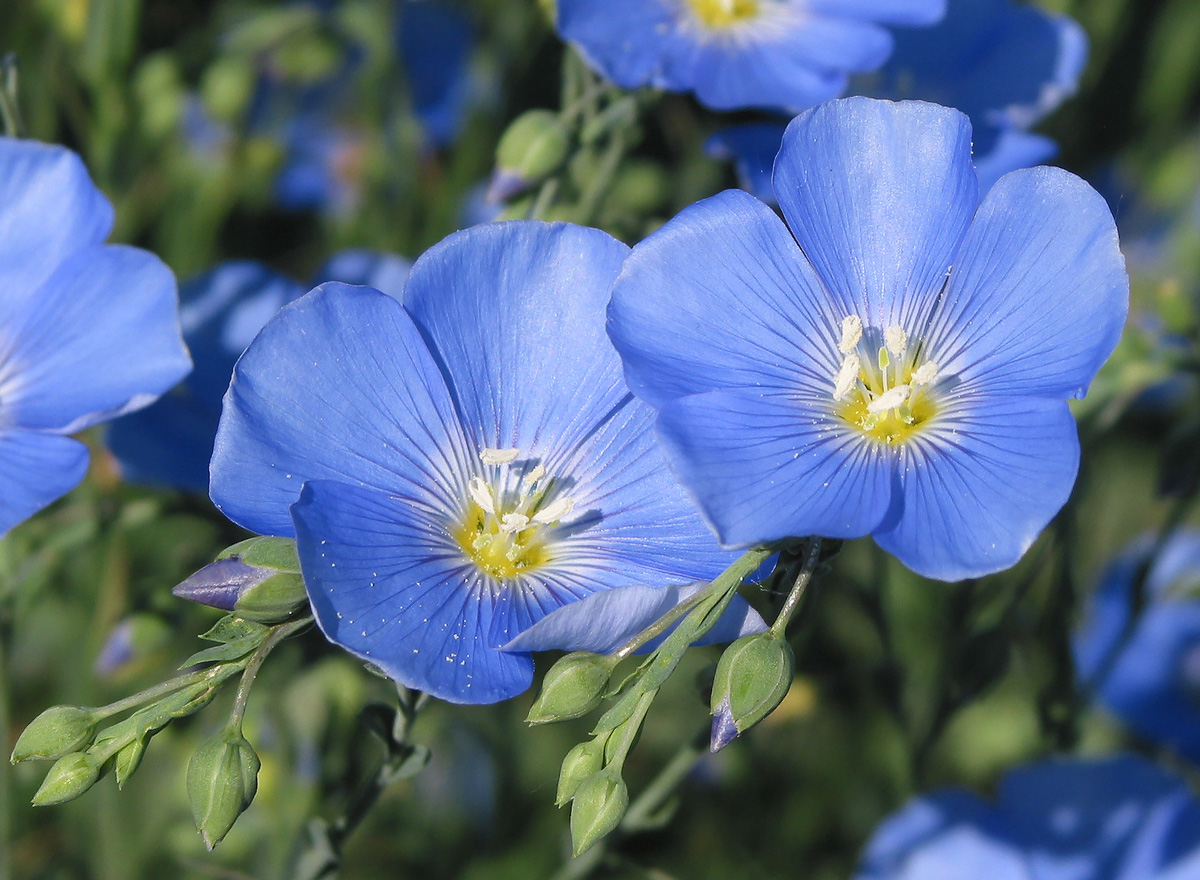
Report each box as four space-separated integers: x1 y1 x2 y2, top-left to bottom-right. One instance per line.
833 353 861 400
525 464 546 484
867 385 911 414
884 325 908 357
533 497 575 525
468 477 496 514
838 315 863 355
500 513 530 533
480 447 520 465
912 361 939 386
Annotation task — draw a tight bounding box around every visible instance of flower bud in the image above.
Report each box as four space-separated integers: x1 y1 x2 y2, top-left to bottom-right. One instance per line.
173 537 307 623
187 730 261 850
556 739 605 807
11 706 99 763
487 110 568 202
31 752 102 806
709 630 794 752
526 652 615 725
569 768 628 857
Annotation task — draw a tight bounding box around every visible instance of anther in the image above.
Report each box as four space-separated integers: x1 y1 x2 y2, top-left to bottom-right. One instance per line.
833 353 861 400
912 362 939 386
468 477 496 514
838 315 863 355
533 497 575 525
480 447 520 465
867 385 911 414
500 513 530 533
884 325 908 358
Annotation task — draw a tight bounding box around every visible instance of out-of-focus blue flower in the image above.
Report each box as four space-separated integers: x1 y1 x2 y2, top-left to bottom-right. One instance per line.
209 221 743 703
396 0 476 149
708 0 1086 202
0 138 190 536
608 98 1128 581
854 754 1200 879
557 0 945 113
1075 532 1200 765
108 253 408 491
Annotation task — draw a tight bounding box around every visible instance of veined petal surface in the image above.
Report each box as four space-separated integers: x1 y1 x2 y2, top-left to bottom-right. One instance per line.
0 431 89 538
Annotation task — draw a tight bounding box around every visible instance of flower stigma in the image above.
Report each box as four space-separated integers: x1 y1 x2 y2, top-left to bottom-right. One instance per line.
453 449 576 580
831 315 941 445
688 0 761 28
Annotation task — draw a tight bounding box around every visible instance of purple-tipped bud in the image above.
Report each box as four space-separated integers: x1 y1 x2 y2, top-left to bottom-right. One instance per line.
488 109 568 203
173 557 271 611
709 698 739 753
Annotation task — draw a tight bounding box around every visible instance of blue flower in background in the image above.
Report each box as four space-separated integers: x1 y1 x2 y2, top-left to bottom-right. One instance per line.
209 222 744 703
854 754 1200 879
0 138 190 536
557 0 945 112
108 251 409 491
1075 532 1200 765
608 98 1127 580
707 0 1087 202
396 0 476 149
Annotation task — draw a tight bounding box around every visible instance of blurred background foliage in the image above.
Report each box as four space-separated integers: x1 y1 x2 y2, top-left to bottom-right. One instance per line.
4 0 1200 878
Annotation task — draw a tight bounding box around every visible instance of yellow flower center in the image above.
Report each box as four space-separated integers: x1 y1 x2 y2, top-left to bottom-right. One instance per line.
688 0 761 28
451 449 575 580
831 316 942 446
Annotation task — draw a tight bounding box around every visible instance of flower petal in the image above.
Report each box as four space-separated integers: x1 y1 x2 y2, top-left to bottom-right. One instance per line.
805 0 946 26
655 389 893 547
872 396 1079 581
773 97 978 331
501 581 766 655
210 283 471 537
973 130 1056 194
924 166 1128 400
402 221 630 457
0 244 189 433
556 0 681 90
294 479 535 704
311 249 411 299
0 138 113 295
0 430 89 538
608 188 838 408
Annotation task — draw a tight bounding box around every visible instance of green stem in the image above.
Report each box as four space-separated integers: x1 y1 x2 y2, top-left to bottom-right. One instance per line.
0 617 13 880
229 618 310 730
0 54 22 139
769 538 822 636
573 127 627 227
94 660 243 722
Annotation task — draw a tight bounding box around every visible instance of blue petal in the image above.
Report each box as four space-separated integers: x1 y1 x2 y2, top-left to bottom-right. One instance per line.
704 123 787 204
107 394 220 492
501 581 766 655
556 0 679 90
397 0 476 147
923 166 1128 400
806 0 946 26
656 389 893 546
210 283 471 537
311 249 411 299
608 188 839 408
774 98 978 331
0 138 113 295
872 397 1079 581
294 479 534 704
0 430 89 537
1 244 189 433
402 221 630 457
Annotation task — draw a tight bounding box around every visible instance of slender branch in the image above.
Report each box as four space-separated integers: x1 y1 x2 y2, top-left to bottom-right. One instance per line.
229 618 310 730
769 538 822 636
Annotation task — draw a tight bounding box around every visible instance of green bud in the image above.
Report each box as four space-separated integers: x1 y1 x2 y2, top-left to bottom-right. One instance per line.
526 652 616 725
187 730 261 850
556 738 606 807
569 768 628 857
115 738 147 789
175 537 307 623
709 630 795 752
11 706 99 763
31 753 102 806
200 56 255 123
489 110 569 202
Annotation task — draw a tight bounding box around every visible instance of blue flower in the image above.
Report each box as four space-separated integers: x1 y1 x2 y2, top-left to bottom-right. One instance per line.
209 222 739 703
556 0 946 112
607 98 1128 580
0 137 190 536
708 0 1086 202
1075 532 1200 765
108 253 409 491
854 755 1200 879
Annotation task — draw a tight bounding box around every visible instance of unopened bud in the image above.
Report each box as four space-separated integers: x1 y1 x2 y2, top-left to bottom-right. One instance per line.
569 769 628 857
31 752 102 806
709 630 794 752
187 730 261 850
526 652 615 725
488 110 568 202
174 537 307 622
556 739 605 807
11 706 99 763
